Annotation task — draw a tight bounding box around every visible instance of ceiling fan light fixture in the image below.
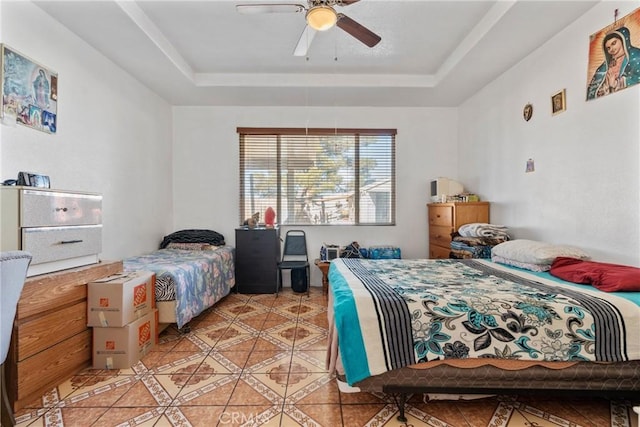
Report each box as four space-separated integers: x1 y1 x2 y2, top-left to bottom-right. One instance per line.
306 6 337 31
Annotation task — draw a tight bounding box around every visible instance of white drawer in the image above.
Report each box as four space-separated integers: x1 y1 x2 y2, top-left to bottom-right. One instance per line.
21 190 102 227
23 225 102 265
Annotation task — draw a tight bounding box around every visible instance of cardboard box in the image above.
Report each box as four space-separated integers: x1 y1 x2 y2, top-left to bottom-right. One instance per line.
87 271 155 327
92 309 158 369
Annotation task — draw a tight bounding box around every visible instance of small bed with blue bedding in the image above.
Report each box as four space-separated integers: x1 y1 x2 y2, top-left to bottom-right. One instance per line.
326 257 640 421
124 229 235 330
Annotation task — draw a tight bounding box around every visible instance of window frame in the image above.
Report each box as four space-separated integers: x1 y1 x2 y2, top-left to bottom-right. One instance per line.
238 127 397 226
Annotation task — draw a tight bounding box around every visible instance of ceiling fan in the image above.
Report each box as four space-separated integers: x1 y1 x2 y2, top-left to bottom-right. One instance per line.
236 0 381 56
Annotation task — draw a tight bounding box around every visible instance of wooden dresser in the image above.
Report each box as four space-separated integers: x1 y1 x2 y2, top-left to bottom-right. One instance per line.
427 202 490 259
6 260 122 411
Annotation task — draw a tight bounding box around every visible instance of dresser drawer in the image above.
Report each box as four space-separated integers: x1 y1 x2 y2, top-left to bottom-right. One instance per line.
429 245 452 259
428 205 453 226
23 225 102 265
429 225 453 247
14 330 91 403
21 189 102 227
17 301 87 361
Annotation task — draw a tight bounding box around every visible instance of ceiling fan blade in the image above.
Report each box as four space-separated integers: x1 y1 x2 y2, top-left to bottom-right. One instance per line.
236 3 305 14
337 0 361 5
293 25 317 56
336 13 381 47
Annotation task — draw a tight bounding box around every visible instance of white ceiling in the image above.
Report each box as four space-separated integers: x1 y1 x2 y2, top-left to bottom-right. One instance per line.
34 0 599 107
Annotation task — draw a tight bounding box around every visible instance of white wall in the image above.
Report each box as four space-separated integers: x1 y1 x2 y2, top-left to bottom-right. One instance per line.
172 106 459 285
458 1 640 266
0 2 174 260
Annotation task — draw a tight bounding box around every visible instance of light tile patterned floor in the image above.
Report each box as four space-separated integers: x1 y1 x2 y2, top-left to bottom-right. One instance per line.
13 288 639 427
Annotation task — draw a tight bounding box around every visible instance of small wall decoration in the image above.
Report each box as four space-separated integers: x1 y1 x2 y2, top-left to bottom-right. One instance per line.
526 158 535 173
586 7 640 100
1 44 57 133
523 103 533 121
551 89 566 115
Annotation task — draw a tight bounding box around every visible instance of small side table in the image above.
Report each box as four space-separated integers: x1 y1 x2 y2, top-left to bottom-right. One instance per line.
314 259 330 295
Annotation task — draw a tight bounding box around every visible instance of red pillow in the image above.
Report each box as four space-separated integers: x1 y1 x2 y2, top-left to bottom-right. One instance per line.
550 257 640 292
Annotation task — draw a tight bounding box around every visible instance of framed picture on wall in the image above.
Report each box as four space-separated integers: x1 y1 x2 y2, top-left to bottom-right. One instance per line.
523 103 533 121
1 44 58 134
551 89 566 115
586 6 640 101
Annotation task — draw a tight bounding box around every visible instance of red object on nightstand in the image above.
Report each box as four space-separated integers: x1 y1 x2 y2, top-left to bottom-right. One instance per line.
265 206 276 227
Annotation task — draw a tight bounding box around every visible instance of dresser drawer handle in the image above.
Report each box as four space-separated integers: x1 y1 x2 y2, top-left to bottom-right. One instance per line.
59 239 83 244
55 207 68 212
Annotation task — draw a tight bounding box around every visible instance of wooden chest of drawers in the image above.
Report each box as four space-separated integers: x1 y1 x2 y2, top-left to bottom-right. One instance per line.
1 187 103 277
6 260 122 411
428 202 490 259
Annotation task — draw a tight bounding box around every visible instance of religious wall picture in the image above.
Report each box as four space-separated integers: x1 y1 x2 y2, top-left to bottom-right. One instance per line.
1 44 58 133
586 7 640 100
523 103 533 121
551 89 566 115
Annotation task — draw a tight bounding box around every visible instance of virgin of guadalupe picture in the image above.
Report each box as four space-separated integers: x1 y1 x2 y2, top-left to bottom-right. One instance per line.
1 44 58 133
586 7 640 100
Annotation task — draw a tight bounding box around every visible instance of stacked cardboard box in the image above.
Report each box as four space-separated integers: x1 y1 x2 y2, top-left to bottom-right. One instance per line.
88 271 158 369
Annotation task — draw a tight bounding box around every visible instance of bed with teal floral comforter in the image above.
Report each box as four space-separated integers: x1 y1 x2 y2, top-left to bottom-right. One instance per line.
329 258 640 386
124 246 235 328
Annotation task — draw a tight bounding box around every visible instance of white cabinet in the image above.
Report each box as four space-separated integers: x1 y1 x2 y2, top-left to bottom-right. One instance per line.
1 187 103 276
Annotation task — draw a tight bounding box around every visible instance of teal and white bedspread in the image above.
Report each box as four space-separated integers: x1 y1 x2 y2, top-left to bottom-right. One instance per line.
124 246 235 328
329 258 640 385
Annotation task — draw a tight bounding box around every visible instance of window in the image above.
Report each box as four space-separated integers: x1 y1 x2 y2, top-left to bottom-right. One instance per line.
238 127 396 226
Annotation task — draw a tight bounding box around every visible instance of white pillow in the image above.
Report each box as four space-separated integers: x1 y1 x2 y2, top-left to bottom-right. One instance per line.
491 239 590 266
491 255 551 272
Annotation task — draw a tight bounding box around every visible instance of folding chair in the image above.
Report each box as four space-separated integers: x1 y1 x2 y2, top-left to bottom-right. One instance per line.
277 230 310 296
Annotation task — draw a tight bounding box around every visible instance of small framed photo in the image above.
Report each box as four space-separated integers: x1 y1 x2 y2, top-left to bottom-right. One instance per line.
551 89 566 115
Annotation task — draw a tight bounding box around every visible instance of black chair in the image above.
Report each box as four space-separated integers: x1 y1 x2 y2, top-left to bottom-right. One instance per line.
277 230 310 296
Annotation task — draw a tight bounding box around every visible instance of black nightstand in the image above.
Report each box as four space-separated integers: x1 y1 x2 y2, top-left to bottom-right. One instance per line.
235 227 280 293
